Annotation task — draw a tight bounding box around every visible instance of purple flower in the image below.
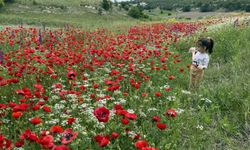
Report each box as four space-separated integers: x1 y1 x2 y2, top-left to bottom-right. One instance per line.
38 29 42 44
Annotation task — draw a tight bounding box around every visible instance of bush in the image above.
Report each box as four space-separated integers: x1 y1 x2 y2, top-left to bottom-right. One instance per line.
101 0 112 11
246 5 250 12
200 3 213 12
182 5 191 12
128 6 142 19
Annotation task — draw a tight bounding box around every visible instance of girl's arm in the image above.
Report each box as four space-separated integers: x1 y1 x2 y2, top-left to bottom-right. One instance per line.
189 47 196 60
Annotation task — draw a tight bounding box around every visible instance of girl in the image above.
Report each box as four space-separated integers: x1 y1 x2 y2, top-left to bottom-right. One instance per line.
189 37 214 90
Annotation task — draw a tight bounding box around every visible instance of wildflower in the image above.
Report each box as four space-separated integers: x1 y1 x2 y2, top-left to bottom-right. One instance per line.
50 126 63 134
135 140 148 149
155 92 161 97
152 116 160 122
66 69 77 80
30 117 42 125
156 123 167 130
12 111 23 119
166 108 177 118
94 134 110 147
39 135 54 149
111 132 119 139
61 128 78 144
93 107 110 123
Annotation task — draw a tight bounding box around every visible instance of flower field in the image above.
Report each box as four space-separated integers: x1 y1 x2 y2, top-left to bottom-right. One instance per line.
0 18 227 149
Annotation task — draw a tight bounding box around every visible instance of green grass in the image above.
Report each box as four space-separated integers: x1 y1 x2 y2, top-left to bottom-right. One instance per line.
171 26 250 149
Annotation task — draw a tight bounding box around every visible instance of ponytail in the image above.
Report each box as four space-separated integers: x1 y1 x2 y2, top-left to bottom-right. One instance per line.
207 37 214 54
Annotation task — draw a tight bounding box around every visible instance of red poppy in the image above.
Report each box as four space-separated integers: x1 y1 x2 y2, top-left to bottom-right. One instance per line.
93 83 99 89
141 147 159 150
125 113 137 120
135 140 148 149
12 103 29 112
42 106 52 113
52 145 70 150
0 135 12 149
30 117 42 125
156 123 167 130
67 117 75 125
168 75 174 80
50 125 63 134
152 116 160 122
121 118 129 125
166 108 177 117
15 140 24 147
165 87 171 91
12 111 23 119
111 132 119 139
155 92 161 97
32 105 40 111
61 128 78 144
94 107 110 123
66 69 77 80
94 135 110 147
39 135 54 149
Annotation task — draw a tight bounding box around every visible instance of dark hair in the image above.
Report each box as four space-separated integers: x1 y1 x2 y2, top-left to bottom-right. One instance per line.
197 37 214 54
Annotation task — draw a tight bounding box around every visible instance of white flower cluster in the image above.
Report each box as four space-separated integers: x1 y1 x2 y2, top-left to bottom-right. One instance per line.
201 98 212 103
181 90 191 95
196 125 204 130
167 96 176 101
175 108 185 114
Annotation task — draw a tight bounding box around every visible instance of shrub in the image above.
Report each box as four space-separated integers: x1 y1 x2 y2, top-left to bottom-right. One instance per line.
182 5 191 12
128 6 142 19
200 3 213 12
102 0 112 11
246 5 250 12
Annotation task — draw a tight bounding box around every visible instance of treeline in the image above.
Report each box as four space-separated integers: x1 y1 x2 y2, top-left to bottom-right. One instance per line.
142 0 250 12
116 0 250 19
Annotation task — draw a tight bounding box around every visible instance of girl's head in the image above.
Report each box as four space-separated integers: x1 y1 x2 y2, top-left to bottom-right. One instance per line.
196 37 214 54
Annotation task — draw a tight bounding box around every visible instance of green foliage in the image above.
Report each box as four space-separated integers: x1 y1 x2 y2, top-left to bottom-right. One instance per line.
128 6 141 19
200 3 214 12
182 5 191 12
128 6 148 19
32 0 38 5
222 2 242 11
120 2 130 11
101 0 112 11
0 0 4 9
246 5 250 12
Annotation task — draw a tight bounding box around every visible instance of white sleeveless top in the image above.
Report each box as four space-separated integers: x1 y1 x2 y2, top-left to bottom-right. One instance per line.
192 51 209 68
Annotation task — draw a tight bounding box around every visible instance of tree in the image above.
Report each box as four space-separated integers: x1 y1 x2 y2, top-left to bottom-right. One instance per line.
102 0 112 11
200 3 213 12
128 6 141 19
128 6 148 19
182 5 191 12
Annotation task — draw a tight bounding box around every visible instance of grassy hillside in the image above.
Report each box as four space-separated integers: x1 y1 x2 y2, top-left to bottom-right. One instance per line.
0 0 139 30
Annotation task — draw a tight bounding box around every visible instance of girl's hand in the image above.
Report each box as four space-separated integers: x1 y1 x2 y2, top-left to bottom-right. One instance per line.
189 47 196 53
197 65 206 70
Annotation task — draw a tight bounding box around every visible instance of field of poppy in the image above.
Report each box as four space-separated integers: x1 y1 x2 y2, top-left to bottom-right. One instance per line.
0 16 249 150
